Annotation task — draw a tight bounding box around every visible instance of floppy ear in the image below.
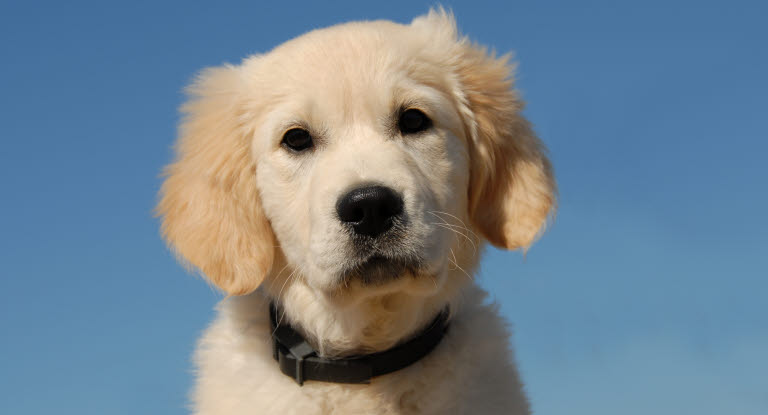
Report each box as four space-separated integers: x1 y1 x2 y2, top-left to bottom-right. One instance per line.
447 30 556 250
157 65 275 295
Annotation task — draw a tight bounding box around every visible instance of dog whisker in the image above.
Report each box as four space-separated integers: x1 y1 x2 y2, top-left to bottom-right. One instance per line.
449 248 473 282
276 267 298 302
428 210 469 228
428 210 481 243
274 265 307 333
431 222 478 254
431 221 478 244
265 263 292 294
432 222 474 253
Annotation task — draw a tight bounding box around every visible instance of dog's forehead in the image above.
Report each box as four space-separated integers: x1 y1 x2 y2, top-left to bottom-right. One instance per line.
271 20 415 67
248 22 444 118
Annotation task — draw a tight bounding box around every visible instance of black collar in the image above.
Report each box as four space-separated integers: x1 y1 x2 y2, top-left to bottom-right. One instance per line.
269 303 449 385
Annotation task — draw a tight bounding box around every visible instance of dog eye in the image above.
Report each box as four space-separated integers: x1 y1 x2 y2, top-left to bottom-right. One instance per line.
398 109 432 135
281 128 314 152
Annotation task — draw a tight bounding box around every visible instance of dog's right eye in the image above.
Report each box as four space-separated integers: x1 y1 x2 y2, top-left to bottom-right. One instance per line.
281 128 314 152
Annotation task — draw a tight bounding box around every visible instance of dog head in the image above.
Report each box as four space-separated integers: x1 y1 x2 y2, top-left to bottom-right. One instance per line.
158 10 555 314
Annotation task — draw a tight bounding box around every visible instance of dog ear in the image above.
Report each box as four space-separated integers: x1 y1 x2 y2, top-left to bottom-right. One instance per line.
157 65 275 295
414 9 556 250
456 47 556 250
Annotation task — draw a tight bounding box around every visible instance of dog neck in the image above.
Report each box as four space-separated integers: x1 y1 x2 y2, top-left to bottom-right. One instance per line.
273 283 454 358
269 301 450 385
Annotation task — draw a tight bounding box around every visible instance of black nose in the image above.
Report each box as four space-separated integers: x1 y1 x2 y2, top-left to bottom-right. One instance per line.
336 185 404 237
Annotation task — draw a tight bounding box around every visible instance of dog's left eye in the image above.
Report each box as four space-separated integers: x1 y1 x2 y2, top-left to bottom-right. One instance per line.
281 128 314 152
398 109 432 135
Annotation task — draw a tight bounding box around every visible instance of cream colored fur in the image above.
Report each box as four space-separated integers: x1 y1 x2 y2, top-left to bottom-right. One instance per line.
158 9 555 415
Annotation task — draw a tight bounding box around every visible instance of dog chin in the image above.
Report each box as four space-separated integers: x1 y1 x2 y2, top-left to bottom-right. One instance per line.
341 255 422 286
312 256 445 303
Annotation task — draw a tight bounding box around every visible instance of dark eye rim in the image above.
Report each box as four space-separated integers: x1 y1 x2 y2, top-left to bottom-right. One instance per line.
398 108 432 135
281 127 314 152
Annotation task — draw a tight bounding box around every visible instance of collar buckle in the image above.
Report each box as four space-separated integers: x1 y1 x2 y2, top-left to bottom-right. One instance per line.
274 339 316 385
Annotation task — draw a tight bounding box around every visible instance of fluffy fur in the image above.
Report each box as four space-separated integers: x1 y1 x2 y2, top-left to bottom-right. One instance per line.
158 9 555 415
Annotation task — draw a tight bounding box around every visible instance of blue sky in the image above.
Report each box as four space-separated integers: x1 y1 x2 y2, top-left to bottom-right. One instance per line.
1 1 766 414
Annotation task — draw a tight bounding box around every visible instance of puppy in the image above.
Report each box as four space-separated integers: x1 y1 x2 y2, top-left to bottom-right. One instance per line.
158 9 555 415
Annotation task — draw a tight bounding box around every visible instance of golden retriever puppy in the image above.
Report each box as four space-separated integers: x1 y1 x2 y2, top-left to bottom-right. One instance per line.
158 9 555 415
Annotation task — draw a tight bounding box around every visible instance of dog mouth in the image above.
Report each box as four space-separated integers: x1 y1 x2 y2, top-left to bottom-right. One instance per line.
340 254 422 285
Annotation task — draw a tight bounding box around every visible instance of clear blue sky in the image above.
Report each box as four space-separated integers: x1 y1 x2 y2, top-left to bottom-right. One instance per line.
1 1 766 414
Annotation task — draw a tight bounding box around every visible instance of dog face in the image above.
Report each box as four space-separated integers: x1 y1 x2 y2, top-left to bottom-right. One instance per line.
248 25 473 297
158 11 555 308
